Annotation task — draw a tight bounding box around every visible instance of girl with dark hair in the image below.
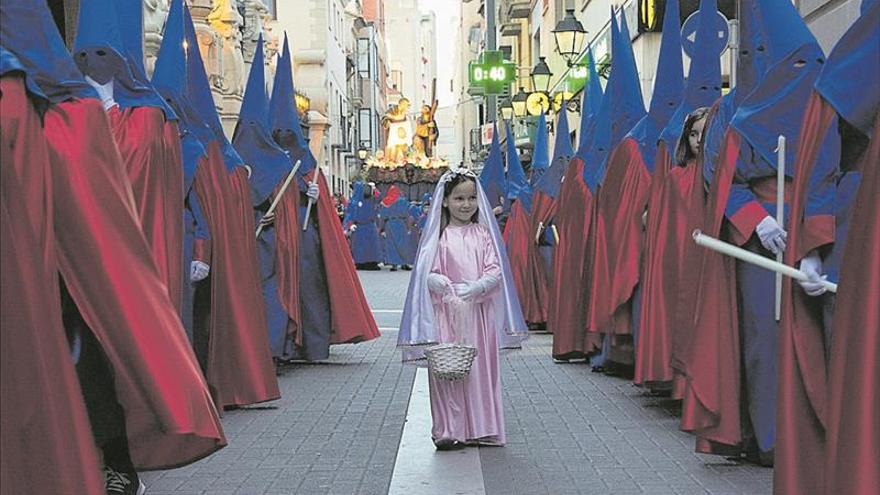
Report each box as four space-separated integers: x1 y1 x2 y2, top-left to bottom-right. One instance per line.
675 107 711 167
398 169 528 450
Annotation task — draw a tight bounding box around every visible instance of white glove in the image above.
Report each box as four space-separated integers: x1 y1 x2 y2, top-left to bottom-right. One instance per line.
755 216 787 255
798 252 828 296
84 75 117 111
306 182 320 201
258 211 275 228
349 224 358 232
642 210 648 227
451 280 486 301
427 273 452 295
190 261 210 282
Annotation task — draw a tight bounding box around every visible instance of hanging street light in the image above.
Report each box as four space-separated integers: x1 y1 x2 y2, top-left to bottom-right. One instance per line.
500 97 514 121
530 56 553 94
552 9 587 67
512 87 528 117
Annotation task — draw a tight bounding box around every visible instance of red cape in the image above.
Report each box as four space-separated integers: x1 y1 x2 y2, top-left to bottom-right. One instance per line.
307 170 380 344
194 142 280 408
44 97 225 469
824 116 880 495
107 106 184 313
527 190 557 324
589 138 652 334
271 178 302 342
505 200 546 323
775 93 838 494
0 75 104 495
635 143 703 387
678 129 743 453
549 159 599 358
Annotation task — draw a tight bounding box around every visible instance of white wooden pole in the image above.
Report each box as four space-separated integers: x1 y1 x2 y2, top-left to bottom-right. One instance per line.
255 159 302 238
776 135 785 321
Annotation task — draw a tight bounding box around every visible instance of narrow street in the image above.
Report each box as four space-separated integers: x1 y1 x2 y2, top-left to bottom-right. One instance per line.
142 270 771 495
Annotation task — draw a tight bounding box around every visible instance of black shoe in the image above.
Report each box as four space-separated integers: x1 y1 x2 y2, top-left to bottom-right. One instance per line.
402 265 413 271
104 466 145 495
433 438 465 451
390 265 399 272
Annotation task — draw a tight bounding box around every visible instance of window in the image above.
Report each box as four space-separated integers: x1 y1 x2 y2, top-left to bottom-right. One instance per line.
357 38 371 78
359 108 373 150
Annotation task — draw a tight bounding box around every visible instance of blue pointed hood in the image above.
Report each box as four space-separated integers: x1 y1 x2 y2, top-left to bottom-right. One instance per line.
151 0 209 191
270 35 307 148
529 112 550 187
269 34 317 187
117 0 146 71
608 9 645 148
73 0 170 115
657 0 723 159
814 1 879 135
0 1 96 104
576 46 604 154
535 107 575 199
479 123 507 208
505 122 529 203
625 0 683 173
233 35 294 206
730 0 825 170
182 6 242 171
581 81 612 191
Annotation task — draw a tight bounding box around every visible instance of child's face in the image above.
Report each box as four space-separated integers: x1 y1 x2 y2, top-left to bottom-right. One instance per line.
688 116 707 157
443 180 478 226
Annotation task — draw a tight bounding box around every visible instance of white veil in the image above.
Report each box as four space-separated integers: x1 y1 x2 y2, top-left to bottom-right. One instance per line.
397 168 528 362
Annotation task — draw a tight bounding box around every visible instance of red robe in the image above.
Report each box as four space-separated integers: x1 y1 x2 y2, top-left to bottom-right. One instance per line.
526 189 559 325
270 178 302 343
308 170 381 344
0 75 104 495
636 144 703 388
549 159 600 358
107 106 184 313
678 129 743 453
504 200 545 324
823 116 879 495
43 96 225 469
589 138 652 336
193 142 280 408
775 93 839 495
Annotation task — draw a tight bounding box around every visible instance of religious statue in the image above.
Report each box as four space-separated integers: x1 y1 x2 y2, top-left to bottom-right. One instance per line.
208 0 245 96
381 97 412 163
413 102 439 157
143 0 170 77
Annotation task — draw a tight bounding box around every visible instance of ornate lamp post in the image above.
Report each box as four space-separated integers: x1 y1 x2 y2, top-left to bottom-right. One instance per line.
530 56 553 94
552 9 587 67
511 87 528 118
500 98 514 121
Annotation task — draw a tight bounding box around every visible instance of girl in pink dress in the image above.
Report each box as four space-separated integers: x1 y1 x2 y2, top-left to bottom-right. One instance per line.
399 170 528 450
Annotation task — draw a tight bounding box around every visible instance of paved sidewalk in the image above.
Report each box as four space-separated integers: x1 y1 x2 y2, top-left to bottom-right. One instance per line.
143 269 772 494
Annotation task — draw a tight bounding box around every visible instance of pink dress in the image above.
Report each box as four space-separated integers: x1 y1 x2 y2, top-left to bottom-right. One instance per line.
429 223 505 445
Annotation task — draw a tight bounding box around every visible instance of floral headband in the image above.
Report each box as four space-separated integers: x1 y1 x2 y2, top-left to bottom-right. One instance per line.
439 167 477 184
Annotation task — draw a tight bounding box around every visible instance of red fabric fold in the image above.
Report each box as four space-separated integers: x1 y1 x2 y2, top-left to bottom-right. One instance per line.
0 75 104 495
678 129 743 452
549 160 599 358
271 179 302 341
775 93 838 495
590 138 652 333
194 142 279 408
44 97 226 469
107 106 183 313
505 201 545 323
636 143 704 386
823 116 880 495
308 170 381 344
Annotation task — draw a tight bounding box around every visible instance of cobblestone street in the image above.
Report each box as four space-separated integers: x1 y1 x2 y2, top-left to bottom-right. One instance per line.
143 270 772 494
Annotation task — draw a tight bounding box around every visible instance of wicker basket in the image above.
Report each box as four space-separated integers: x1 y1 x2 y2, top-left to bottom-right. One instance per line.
424 343 477 381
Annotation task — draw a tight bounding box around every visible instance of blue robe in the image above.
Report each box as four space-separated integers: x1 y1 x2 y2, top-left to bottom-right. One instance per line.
345 190 381 265
380 198 411 266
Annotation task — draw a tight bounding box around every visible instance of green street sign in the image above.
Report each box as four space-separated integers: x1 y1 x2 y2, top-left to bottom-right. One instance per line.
468 50 516 95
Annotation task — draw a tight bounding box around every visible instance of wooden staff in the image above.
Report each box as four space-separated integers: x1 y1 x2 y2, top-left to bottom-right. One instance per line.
693 230 837 293
256 159 301 238
302 171 320 231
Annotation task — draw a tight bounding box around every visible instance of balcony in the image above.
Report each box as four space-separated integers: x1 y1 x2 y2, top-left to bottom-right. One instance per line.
500 21 521 37
508 0 530 19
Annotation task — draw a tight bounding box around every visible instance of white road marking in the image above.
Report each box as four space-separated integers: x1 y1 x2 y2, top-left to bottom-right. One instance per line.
388 367 486 495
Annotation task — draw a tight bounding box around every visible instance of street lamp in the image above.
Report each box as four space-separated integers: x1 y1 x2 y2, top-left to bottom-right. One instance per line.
358 148 368 160
530 57 553 94
500 98 514 121
553 9 587 67
511 87 528 118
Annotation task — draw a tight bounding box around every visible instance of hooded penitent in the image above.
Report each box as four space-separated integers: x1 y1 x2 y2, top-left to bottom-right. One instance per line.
685 0 826 457
479 123 507 211
234 34 302 360
344 181 383 265
776 3 879 493
2 0 225 473
584 8 645 366
591 0 683 370
74 0 185 313
157 0 279 408
549 44 606 359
